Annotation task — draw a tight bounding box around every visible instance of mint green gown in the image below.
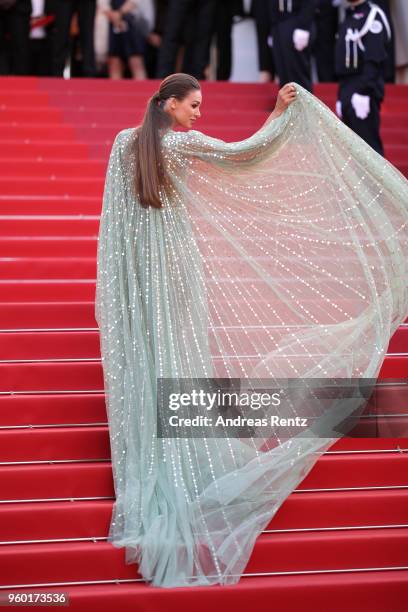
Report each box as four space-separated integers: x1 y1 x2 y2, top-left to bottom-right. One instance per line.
95 84 408 588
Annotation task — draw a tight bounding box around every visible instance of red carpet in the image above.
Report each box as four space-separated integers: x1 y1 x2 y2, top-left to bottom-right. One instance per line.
0 77 407 611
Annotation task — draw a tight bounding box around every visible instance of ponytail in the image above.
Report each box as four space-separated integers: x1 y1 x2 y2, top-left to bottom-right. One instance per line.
131 73 200 209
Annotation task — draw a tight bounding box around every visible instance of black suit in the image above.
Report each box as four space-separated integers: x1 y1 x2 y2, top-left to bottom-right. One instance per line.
215 0 244 80
313 0 338 82
251 0 274 75
156 0 216 79
0 0 32 75
51 0 96 77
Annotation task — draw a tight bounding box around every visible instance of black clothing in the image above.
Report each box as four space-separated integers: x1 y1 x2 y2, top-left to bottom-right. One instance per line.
108 0 147 59
313 0 339 82
0 0 31 75
370 0 395 82
335 0 390 100
268 0 316 92
143 0 168 78
268 0 315 29
155 0 216 80
51 0 96 77
251 0 274 75
335 0 392 156
215 0 244 80
341 94 383 155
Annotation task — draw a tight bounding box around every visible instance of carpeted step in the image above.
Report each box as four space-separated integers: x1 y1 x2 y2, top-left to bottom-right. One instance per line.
0 141 90 159
1 528 407 587
0 443 407 501
0 392 106 426
1 487 408 543
0 218 99 236
0 237 97 257
0 428 406 480
0 302 97 328
0 388 406 428
3 571 406 612
0 281 96 302
0 393 106 427
0 197 100 216
0 178 103 197
0 258 96 279
0 159 105 179
0 124 77 140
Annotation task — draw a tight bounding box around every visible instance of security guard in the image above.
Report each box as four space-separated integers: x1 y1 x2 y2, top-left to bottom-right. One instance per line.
268 0 316 92
335 0 392 156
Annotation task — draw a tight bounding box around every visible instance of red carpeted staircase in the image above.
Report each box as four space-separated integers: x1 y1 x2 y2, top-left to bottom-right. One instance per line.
0 77 407 611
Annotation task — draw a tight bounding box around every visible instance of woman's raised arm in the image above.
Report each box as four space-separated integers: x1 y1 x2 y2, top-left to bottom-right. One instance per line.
166 83 299 167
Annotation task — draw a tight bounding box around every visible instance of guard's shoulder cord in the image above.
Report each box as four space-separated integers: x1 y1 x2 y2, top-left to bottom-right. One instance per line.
345 4 391 69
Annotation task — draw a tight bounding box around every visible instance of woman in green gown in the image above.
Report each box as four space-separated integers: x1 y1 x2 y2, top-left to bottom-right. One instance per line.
95 73 408 588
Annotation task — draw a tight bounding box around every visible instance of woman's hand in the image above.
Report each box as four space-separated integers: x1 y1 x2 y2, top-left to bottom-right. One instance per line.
105 9 122 27
273 83 298 116
261 83 298 127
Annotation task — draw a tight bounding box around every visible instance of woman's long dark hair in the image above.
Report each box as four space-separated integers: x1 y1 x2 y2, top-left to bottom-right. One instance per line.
132 73 200 209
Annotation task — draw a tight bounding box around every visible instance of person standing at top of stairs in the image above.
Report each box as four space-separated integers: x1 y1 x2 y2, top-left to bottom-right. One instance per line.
335 0 392 156
52 0 97 77
267 0 316 92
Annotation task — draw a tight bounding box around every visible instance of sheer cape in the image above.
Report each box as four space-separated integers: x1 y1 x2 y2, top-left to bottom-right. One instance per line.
95 83 408 588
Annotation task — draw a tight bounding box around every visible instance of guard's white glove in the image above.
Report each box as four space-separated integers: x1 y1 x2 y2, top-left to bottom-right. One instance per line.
335 100 342 119
351 93 370 119
267 35 273 48
293 29 310 51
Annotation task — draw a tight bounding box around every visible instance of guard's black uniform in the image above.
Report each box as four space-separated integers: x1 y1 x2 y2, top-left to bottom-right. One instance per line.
268 0 316 92
335 1 391 156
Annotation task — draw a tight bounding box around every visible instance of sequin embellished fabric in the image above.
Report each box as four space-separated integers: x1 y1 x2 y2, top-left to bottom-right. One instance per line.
95 83 408 587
